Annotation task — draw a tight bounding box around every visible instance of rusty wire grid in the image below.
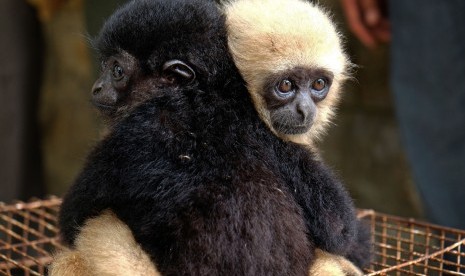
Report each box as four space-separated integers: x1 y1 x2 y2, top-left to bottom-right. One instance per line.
0 199 464 276
0 197 63 276
358 210 465 275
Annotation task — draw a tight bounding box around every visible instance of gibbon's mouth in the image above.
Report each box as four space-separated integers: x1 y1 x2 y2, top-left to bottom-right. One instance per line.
272 122 312 135
91 100 118 112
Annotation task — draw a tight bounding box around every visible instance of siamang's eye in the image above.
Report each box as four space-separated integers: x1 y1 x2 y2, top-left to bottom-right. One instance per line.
311 78 326 91
277 79 294 93
112 64 124 80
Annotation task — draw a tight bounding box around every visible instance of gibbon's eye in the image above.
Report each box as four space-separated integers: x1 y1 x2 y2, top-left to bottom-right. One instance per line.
311 78 326 91
277 79 294 93
112 64 124 80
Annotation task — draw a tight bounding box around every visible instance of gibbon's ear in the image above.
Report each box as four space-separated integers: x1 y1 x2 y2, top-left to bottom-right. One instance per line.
162 59 196 85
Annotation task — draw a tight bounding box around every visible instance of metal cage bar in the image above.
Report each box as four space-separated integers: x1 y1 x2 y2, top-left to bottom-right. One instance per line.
0 199 464 275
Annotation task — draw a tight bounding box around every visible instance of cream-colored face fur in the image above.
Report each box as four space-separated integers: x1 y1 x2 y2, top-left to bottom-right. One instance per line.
225 0 350 146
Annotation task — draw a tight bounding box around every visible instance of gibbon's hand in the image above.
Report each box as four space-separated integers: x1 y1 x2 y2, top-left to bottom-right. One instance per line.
341 0 390 48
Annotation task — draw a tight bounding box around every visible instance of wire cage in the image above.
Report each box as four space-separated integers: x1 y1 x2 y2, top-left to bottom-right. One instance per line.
0 197 63 276
0 199 464 276
358 210 465 275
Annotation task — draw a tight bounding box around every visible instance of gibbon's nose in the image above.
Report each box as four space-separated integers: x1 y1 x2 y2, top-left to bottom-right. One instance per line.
294 92 313 122
296 102 311 122
92 81 103 96
91 79 119 107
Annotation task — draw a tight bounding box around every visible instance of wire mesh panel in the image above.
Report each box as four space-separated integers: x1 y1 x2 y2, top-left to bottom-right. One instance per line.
0 197 63 276
0 199 464 275
359 210 465 275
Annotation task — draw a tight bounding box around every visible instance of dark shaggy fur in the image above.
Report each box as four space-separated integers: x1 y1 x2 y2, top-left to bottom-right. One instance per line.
59 0 370 274
93 0 227 90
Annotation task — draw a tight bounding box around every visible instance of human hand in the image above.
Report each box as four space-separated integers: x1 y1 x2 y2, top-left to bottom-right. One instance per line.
341 0 390 48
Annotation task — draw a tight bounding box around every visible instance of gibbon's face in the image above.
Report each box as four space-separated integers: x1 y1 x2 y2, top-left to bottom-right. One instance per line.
91 52 142 117
225 0 349 145
264 67 334 135
91 50 196 124
90 0 222 126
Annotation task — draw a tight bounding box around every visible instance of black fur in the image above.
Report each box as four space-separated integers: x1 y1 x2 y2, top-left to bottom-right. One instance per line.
59 0 370 274
93 0 227 90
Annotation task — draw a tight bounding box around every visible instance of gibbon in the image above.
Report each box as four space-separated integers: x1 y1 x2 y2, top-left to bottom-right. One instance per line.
225 0 350 147
51 0 370 275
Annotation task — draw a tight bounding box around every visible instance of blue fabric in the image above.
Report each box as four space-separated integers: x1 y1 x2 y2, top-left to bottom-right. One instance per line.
390 0 465 229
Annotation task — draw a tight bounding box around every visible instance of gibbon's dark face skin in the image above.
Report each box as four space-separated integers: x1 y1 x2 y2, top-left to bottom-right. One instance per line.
91 52 140 115
263 67 334 135
91 52 196 124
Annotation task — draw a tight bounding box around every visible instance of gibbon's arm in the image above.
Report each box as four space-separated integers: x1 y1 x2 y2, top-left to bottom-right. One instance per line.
49 249 93 276
292 155 371 269
309 249 363 276
51 211 362 276
283 150 358 256
50 210 160 276
58 163 110 247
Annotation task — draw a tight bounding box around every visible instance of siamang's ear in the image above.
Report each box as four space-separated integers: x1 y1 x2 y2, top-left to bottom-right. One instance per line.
162 60 196 85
